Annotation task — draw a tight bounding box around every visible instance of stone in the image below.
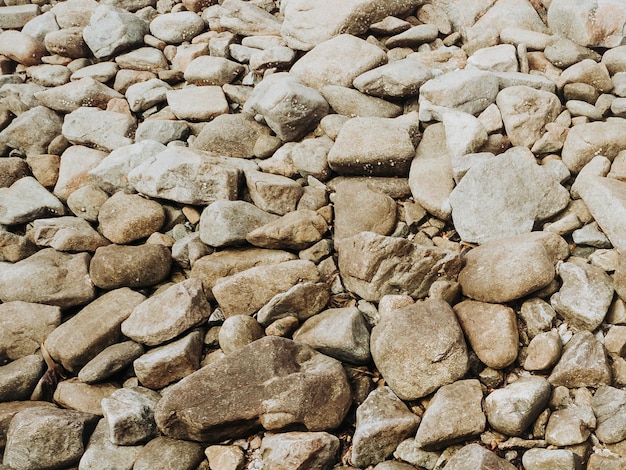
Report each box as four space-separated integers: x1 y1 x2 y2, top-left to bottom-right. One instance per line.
550 261 614 331
100 387 159 446
53 145 107 203
467 44 518 72
0 106 63 158
52 379 118 416
449 149 570 244
544 37 602 69
192 113 271 159
0 30 47 66
78 341 144 384
171 233 212 269
133 330 203 390
444 443 516 470
205 445 245 470
453 300 518 368
89 244 172 290
0 176 65 225
333 179 397 240
0 229 37 263
256 282 329 326
213 259 319 317
280 0 423 51
29 216 110 252
592 385 626 444
134 436 205 470
524 329 562 371
114 47 169 72
3 407 99 470
561 120 626 173
150 11 205 44
521 448 579 470
124 78 171 113
337 231 458 302
89 140 166 194
496 86 561 148
353 58 434 99
484 376 551 437
320 85 402 118
184 56 244 86
218 315 264 354
166 85 229 121
549 331 612 388
250 46 296 72
260 431 340 470
548 0 626 48
351 386 420 467
49 0 98 28
293 306 370 364
291 136 334 181
34 77 123 113
0 4 39 29
199 200 277 248
370 299 468 400
0 248 94 309
415 379 486 450
154 336 351 442
98 192 165 244
0 158 29 188
520 298 557 338
386 24 439 48
129 146 242 205
0 301 61 362
290 34 388 90
135 119 189 145
576 176 626 252
418 68 499 117
211 0 282 37
44 28 88 59
62 107 136 152
244 169 303 215
122 279 211 347
83 5 149 59
243 73 328 142
0 355 45 401
545 405 596 446
246 209 328 250
44 288 145 373
79 418 143 470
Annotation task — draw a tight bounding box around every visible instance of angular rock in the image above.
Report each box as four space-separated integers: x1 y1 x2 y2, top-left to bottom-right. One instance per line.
134 436 205 470
415 379 486 450
212 0 281 37
293 306 370 364
261 431 340 470
83 5 149 59
166 86 229 121
444 443 516 470
0 301 61 362
44 288 145 373
218 315 264 354
256 282 330 326
246 209 328 250
52 379 118 416
183 56 244 86
129 146 242 205
336 231 459 302
78 341 144 384
545 404 596 446
89 244 171 290
290 34 387 90
353 58 434 98
154 336 351 442
62 107 136 152
244 169 304 215
53 145 107 203
204 445 245 470
29 216 109 252
0 229 37 263
98 192 165 244
386 24 439 48
320 85 403 118
0 355 45 402
370 300 468 400
591 385 626 444
453 300 518 368
484 376 551 437
135 119 189 145
34 77 123 113
449 148 570 244
0 176 65 225
521 448 579 470
243 72 328 142
467 43 518 72
124 78 171 113
3 407 99 470
78 418 143 470
199 200 277 248
576 176 626 252
441 108 488 157
122 279 211 347
549 331 611 388
351 386 420 467
0 106 63 157
101 387 160 445
0 248 94 309
212 259 319 317
561 120 626 173
550 261 614 331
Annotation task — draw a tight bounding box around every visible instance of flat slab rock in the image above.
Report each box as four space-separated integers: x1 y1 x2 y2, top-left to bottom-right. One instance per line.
154 336 351 442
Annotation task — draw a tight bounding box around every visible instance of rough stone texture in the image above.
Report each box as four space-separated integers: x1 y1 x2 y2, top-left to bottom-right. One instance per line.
62 107 136 152
591 385 626 444
78 341 144 384
561 120 626 174
336 231 458 302
154 336 352 442
485 376 551 437
98 192 165 244
0 355 46 402
0 30 47 66
122 278 211 346
449 149 570 244
521 448 579 470
218 315 264 354
414 379 486 450
3 407 99 470
0 176 65 226
444 443 517 470
0 106 63 158
52 379 118 416
545 404 596 446
101 387 160 445
524 329 562 371
257 282 330 326
370 300 468 401
550 261 614 331
78 418 143 470
453 300 519 368
260 431 340 470
351 386 420 467
134 436 206 470
29 216 110 252
34 77 123 113
246 209 328 250
458 231 568 303
244 169 304 216
293 306 371 364
549 331 612 388
0 248 94 309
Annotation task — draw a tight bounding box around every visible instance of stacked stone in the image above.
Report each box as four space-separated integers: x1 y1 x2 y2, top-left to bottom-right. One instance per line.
2 0 626 469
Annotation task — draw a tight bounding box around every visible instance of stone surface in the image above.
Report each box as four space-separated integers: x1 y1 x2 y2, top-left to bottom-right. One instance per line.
246 209 328 250
592 385 626 444
444 443 516 470
78 418 143 470
370 300 468 400
154 336 351 442
351 386 420 467
134 436 205 470
218 315 264 354
260 431 340 470
62 107 136 152
256 282 330 326
52 379 118 416
83 4 148 59
0 176 65 226
521 448 579 470
78 341 144 384
29 216 109 252
192 113 270 159
101 387 160 445
561 120 626 174
0 355 45 401
549 331 612 388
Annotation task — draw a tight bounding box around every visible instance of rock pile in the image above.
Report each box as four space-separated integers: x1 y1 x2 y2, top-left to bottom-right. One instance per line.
2 0 626 469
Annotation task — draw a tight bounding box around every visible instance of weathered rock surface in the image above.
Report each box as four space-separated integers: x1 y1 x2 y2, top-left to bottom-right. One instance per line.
260 431 340 470
549 331 612 388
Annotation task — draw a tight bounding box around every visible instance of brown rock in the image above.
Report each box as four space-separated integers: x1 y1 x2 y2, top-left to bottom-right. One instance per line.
98 192 165 244
0 30 47 66
53 379 119 416
246 209 328 250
